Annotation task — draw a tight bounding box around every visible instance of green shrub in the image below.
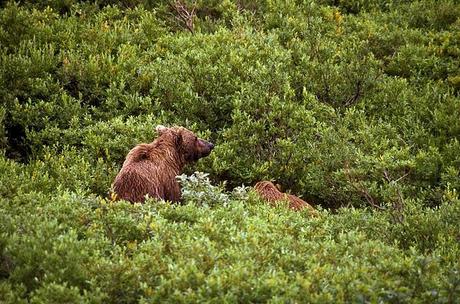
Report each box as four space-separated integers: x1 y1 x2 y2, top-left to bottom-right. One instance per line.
1 189 458 303
177 171 230 207
1 0 460 302
1 0 458 209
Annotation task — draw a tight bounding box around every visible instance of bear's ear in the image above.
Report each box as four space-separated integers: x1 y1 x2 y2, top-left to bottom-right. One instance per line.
275 183 282 191
155 125 169 135
174 130 183 147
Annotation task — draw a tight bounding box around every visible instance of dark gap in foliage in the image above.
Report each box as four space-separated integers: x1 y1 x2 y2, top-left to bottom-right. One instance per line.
4 122 29 163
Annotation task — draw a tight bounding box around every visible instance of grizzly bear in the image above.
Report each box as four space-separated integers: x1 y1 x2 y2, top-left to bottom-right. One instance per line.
254 181 317 214
112 125 214 203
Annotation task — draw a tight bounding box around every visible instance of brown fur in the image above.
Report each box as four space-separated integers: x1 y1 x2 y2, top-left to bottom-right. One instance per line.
112 126 214 203
254 181 317 214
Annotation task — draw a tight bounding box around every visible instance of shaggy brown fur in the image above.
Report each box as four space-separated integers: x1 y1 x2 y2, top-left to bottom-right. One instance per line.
254 181 317 213
112 125 214 203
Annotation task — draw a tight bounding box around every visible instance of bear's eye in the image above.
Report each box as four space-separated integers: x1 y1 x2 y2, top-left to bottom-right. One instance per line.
194 136 198 142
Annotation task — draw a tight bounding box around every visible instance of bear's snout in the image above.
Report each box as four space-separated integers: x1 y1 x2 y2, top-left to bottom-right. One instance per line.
200 140 214 155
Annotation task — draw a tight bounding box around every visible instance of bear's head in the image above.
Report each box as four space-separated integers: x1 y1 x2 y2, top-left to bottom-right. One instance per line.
156 125 214 162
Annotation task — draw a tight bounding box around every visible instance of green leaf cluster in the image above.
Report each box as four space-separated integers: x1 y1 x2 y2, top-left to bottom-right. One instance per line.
1 0 459 301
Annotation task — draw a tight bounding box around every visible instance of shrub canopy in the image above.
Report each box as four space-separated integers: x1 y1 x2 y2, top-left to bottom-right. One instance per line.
0 0 459 302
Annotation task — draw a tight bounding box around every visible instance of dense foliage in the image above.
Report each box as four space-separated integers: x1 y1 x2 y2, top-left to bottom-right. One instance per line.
1 0 459 302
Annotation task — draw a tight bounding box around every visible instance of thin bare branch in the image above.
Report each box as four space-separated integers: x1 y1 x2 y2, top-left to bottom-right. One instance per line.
343 80 362 107
383 169 407 224
170 0 197 33
344 163 385 210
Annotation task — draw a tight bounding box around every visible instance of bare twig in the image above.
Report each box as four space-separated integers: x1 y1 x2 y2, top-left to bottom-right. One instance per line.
343 80 362 107
344 162 385 210
170 0 196 33
384 171 405 222
383 169 410 223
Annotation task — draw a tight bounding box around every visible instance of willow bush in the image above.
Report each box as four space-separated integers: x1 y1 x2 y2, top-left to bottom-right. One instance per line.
1 0 459 302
